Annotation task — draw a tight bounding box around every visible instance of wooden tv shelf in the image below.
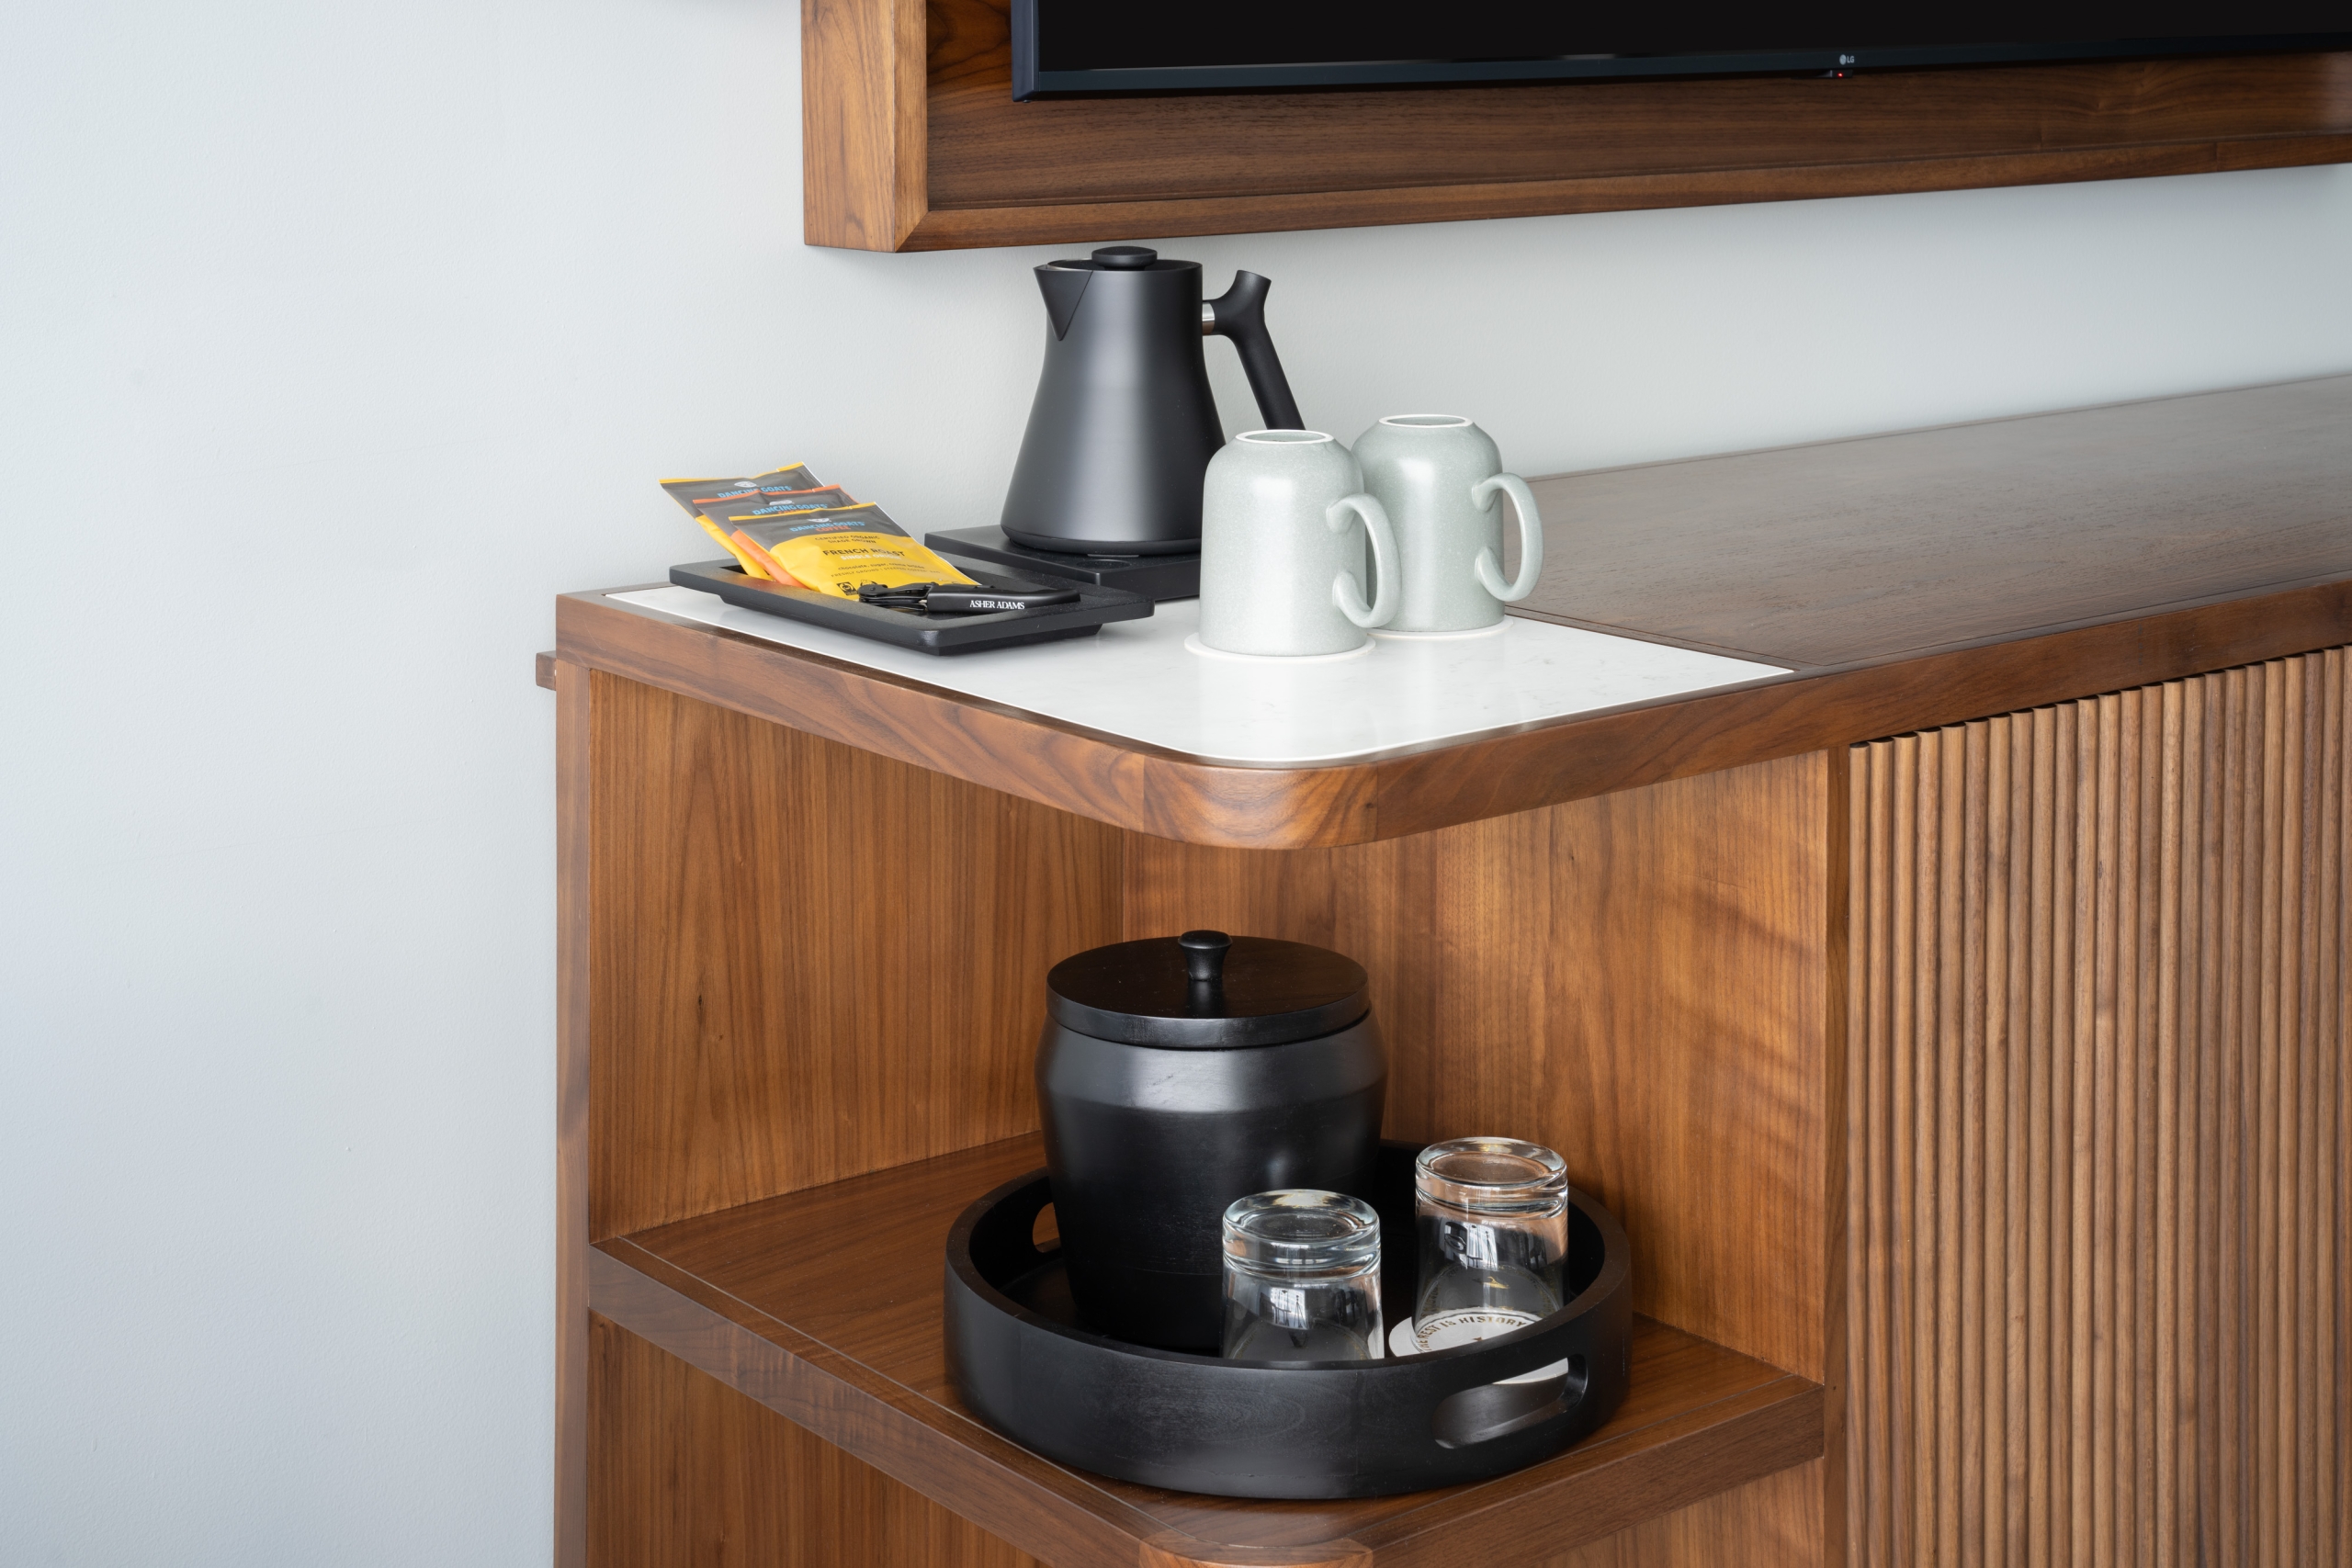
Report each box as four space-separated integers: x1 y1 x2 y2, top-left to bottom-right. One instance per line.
553 376 2351 1564
805 0 2352 252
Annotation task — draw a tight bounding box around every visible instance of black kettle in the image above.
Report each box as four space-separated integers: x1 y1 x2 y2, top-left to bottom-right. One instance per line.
1035 930 1387 1351
1000 245 1304 557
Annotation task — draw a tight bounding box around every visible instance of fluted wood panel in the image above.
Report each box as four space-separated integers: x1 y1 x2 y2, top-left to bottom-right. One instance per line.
1846 648 2350 1566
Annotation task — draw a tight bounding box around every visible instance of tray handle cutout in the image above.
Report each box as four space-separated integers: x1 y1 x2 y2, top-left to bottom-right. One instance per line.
1431 1354 1589 1449
967 1175 1057 1280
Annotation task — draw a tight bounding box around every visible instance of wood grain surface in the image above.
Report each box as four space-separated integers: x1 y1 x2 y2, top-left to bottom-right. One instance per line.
560 378 2352 850
556 591 1382 849
591 1134 1825 1568
585 671 1122 1238
804 0 927 250
926 35 2352 216
900 133 2352 250
917 39 2352 246
807 0 2352 249
1845 645 2349 1564
1537 1458 1824 1568
591 1312 1046 1566
1119 751 1833 1382
555 658 592 1568
1515 376 2352 669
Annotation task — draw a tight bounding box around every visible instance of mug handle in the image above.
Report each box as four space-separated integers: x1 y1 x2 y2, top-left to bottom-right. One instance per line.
1471 473 1544 603
1329 492 1398 629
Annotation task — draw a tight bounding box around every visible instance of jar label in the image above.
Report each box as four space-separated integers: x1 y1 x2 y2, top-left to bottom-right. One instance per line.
1393 1314 1570 1385
1408 1308 1539 1353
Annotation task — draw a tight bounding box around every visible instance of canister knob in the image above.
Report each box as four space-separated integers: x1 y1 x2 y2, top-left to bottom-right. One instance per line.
1179 929 1231 984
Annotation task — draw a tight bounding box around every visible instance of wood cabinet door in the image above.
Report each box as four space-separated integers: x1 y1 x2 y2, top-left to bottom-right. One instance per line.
1845 647 2349 1566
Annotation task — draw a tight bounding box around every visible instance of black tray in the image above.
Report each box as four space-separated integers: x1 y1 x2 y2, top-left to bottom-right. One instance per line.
669 558 1154 655
944 1143 1632 1499
924 525 1201 602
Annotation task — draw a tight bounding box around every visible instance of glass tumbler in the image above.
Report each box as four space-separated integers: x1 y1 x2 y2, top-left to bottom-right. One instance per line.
1219 1190 1385 1361
1409 1137 1570 1352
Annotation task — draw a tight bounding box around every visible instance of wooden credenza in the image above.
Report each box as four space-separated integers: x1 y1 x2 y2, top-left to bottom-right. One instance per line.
551 377 2351 1566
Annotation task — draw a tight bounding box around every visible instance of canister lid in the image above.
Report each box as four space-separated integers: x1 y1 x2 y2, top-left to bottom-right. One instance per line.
1046 930 1370 1049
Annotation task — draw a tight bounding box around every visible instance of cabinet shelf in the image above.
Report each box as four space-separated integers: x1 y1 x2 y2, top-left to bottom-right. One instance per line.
589 1135 1823 1568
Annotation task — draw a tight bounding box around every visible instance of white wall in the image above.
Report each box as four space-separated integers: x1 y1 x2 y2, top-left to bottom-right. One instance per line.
2 0 2346 1560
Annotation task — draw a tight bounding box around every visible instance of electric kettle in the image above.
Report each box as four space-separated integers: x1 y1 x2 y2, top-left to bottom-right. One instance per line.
1001 245 1304 556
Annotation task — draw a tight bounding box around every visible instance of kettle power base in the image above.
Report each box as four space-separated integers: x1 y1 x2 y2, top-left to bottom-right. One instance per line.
924 525 1201 603
944 1143 1633 1499
667 558 1153 655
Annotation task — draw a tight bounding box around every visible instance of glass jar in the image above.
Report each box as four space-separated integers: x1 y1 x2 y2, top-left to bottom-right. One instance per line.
1408 1137 1569 1352
1219 1190 1385 1361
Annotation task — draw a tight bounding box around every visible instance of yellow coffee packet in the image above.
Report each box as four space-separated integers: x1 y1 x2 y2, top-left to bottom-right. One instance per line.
695 486 855 575
727 503 978 598
659 464 841 579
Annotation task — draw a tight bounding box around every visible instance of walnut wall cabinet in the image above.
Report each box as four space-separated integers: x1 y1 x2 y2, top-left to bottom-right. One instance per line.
802 0 2352 252
550 375 2351 1564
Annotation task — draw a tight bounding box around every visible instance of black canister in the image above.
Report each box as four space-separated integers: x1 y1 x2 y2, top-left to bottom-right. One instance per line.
1035 930 1387 1351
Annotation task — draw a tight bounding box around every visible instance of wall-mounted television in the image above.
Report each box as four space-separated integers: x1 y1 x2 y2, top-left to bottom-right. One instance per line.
1010 3 2352 99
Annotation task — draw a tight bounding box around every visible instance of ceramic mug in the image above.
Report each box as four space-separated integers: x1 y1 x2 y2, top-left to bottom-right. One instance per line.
1199 430 1399 656
1352 414 1544 633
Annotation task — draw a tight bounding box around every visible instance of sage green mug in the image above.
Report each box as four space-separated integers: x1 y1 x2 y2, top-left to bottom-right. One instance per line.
1199 430 1398 656
1352 414 1544 634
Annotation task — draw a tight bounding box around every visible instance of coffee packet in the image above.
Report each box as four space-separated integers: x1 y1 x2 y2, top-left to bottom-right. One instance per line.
659 464 844 578
727 503 978 597
658 463 823 513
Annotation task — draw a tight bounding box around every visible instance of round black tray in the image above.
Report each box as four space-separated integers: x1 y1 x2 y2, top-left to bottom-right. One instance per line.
944 1142 1632 1498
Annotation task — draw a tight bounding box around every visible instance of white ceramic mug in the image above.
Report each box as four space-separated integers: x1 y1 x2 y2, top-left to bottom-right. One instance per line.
1352 414 1544 634
1198 430 1399 656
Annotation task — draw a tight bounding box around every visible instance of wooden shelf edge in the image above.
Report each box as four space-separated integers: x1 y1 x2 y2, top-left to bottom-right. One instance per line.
590 1243 1172 1568
898 132 2352 251
1362 574 2352 830
1349 1377 1822 1567
588 1239 1824 1567
556 572 2352 847
554 590 1381 849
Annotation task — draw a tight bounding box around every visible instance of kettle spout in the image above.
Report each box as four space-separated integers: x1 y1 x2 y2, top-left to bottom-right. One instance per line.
1204 272 1304 431
1036 265 1091 341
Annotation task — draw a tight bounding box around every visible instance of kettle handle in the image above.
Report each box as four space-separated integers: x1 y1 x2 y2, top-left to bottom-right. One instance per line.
1205 273 1305 430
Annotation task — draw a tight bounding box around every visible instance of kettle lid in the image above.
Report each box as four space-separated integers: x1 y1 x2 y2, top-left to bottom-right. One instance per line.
1090 244 1159 269
1043 244 1195 274
1046 930 1369 1048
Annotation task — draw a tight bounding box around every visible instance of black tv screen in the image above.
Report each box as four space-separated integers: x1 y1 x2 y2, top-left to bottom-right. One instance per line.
1011 2 2352 98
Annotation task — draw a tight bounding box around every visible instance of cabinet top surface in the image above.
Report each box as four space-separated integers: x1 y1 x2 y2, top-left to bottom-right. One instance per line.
558 375 2352 846
1510 373 2352 670
605 587 1788 767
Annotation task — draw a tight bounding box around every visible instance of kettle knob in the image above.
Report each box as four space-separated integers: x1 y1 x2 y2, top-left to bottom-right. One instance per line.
1178 930 1231 983
1092 245 1158 269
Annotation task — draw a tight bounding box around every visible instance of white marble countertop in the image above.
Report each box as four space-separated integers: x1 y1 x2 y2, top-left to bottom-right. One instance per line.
609 586 1788 767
